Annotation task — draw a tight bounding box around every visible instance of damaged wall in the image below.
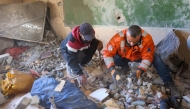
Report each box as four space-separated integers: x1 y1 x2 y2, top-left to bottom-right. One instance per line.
64 0 190 28
1 0 190 64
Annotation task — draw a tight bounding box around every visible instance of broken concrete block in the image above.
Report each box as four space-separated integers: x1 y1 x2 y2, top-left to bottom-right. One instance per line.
109 83 117 90
142 81 149 86
15 97 31 109
105 106 120 109
89 88 109 102
127 105 135 109
183 95 190 103
131 100 145 106
40 51 52 59
114 93 120 100
25 53 40 67
30 95 39 105
115 100 124 109
0 92 6 105
6 56 13 65
137 78 142 86
0 53 10 63
127 97 134 103
136 105 146 109
91 67 104 76
104 98 120 108
153 77 164 85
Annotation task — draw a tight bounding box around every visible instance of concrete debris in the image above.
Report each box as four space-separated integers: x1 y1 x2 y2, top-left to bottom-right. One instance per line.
40 51 52 59
30 95 40 105
104 98 120 108
0 92 6 105
6 56 13 65
89 88 109 102
131 100 145 106
15 97 31 109
0 53 10 63
183 95 190 103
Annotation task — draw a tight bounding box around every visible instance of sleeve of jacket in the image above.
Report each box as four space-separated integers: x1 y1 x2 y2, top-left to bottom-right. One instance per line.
103 34 120 71
138 35 155 72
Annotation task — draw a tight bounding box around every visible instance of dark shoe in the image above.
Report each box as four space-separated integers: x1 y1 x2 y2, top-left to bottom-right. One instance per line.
164 82 181 98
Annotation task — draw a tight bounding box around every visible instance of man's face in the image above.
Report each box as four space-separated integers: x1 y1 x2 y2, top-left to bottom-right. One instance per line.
126 32 141 47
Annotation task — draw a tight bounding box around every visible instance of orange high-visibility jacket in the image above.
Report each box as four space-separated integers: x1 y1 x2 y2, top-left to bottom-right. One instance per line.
103 29 155 72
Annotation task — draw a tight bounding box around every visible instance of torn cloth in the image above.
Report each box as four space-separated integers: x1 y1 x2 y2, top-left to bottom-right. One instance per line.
5 46 30 59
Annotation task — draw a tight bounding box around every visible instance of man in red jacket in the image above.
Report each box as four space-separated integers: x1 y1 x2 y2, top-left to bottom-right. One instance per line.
60 23 103 85
103 25 181 98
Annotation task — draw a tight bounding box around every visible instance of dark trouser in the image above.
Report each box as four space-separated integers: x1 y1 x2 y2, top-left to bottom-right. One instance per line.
160 96 179 109
113 53 172 84
77 39 99 66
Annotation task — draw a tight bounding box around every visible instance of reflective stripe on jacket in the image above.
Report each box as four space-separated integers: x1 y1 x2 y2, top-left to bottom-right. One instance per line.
103 29 155 72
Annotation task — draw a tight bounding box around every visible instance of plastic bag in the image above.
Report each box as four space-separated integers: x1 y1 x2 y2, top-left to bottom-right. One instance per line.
1 70 35 96
30 76 98 109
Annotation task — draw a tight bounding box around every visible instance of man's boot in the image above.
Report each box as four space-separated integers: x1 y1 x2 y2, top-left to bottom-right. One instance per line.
164 82 181 98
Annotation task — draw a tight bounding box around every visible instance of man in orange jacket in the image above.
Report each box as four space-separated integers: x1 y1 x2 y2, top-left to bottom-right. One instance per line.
103 25 181 98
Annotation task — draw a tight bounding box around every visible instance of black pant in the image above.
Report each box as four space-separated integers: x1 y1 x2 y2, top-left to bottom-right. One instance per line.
160 96 180 109
77 39 99 66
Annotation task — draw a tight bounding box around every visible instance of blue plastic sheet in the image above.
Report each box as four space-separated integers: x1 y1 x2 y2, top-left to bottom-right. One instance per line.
30 76 98 109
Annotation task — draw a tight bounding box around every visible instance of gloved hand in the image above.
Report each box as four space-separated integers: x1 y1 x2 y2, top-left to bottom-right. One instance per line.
111 69 120 87
129 70 142 83
97 41 103 51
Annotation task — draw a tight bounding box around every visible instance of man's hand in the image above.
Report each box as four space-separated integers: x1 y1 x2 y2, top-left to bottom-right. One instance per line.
111 69 120 87
129 70 142 83
79 74 87 85
97 41 103 51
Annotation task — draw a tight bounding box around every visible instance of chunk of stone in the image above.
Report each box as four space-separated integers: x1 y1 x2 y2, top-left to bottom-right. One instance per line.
137 78 142 86
104 98 120 108
109 83 117 90
131 100 145 106
115 101 124 109
120 90 126 97
127 78 132 88
127 105 136 109
15 97 31 109
137 95 146 100
183 95 190 103
0 92 6 105
136 105 146 109
30 95 39 105
114 93 120 100
0 53 10 63
127 97 134 103
6 56 13 65
128 89 134 94
142 81 149 86
139 88 145 95
153 77 164 85
91 67 104 76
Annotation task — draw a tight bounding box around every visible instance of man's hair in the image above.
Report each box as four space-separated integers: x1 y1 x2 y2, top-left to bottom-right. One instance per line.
127 25 142 38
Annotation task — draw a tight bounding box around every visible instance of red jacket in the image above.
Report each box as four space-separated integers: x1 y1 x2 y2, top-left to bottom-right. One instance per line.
103 29 155 72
